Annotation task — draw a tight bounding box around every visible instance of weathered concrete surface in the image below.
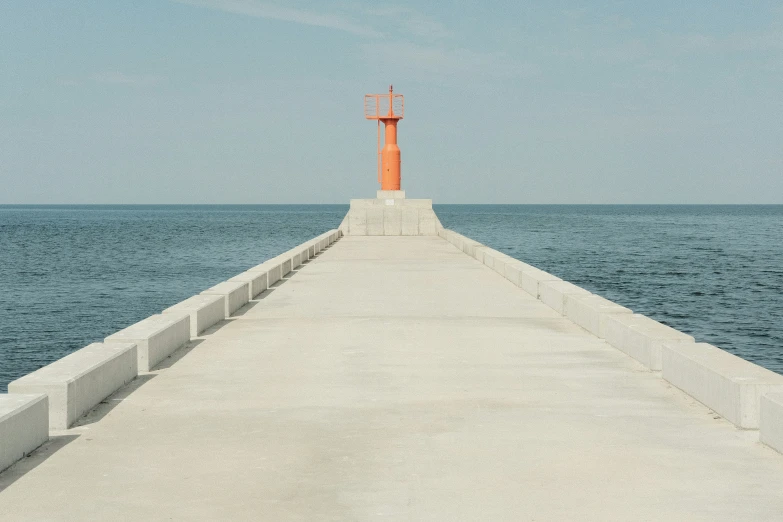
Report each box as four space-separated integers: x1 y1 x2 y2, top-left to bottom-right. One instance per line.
340 196 441 236
761 392 783 453
104 314 190 373
2 236 783 520
662 342 783 428
201 281 249 318
0 394 48 474
8 342 137 430
162 294 226 337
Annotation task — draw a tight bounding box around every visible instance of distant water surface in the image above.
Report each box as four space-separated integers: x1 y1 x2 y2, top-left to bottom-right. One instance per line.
1 204 781 391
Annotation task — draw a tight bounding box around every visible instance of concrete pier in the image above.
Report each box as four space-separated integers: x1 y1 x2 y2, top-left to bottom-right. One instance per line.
2 233 783 520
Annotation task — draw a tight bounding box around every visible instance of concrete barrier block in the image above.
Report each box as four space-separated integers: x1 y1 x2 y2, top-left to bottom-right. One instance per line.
503 260 535 287
504 262 522 285
308 245 315 258
9 343 137 430
481 248 497 269
367 208 384 235
162 294 225 337
564 294 633 338
383 207 402 236
290 251 301 269
106 315 190 372
349 199 379 210
268 262 283 284
348 209 367 236
438 227 448 239
761 392 783 454
402 208 419 236
479 247 493 268
445 230 462 250
603 314 694 370
518 267 561 298
201 281 249 317
473 246 488 264
461 237 482 257
248 261 282 286
418 209 439 235
538 280 590 314
376 189 406 199
280 257 292 277
452 234 466 252
483 249 513 276
403 199 434 209
488 250 507 274
229 271 268 300
662 342 783 429
0 394 48 473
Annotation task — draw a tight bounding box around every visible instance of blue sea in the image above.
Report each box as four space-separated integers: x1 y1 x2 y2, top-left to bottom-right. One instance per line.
1 204 781 391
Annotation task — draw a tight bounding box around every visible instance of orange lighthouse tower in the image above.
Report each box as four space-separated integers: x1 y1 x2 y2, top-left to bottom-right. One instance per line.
365 85 404 190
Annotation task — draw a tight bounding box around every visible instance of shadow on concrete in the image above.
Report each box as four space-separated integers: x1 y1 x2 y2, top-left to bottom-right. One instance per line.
0 434 80 493
263 270 299 292
199 318 236 336
153 338 206 371
72 372 160 428
253 287 276 300
230 300 260 317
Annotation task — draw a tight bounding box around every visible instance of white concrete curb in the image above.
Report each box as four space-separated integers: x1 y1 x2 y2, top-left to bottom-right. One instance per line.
105 315 190 372
162 294 226 337
9 343 137 430
0 394 48 473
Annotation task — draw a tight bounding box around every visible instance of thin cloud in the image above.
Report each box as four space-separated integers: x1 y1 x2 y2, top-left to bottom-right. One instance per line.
172 0 382 38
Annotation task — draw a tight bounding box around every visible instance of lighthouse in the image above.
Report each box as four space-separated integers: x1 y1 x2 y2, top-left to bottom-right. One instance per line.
364 85 404 190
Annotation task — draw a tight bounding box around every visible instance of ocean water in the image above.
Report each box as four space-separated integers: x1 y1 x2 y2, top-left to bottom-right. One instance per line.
1 204 781 391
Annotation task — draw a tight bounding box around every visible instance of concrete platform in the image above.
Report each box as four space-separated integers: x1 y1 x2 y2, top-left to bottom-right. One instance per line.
2 236 783 520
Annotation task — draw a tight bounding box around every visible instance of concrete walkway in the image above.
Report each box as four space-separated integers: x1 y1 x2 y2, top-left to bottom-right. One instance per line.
2 236 783 521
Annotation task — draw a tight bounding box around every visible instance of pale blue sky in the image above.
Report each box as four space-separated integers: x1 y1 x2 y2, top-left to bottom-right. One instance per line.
1 1 781 203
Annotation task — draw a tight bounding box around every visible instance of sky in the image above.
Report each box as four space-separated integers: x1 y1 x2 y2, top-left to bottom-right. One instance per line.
1 1 781 204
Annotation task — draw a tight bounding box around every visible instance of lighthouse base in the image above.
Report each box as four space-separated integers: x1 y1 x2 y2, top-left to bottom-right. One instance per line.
377 190 406 199
339 192 442 236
